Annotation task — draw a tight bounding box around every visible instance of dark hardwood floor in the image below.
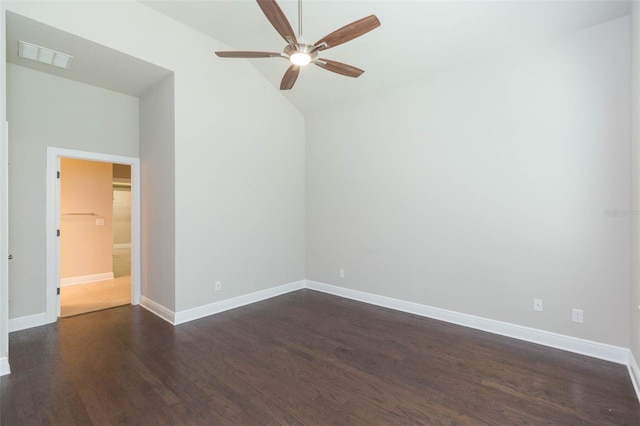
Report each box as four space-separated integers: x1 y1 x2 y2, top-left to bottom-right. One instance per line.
1 289 639 425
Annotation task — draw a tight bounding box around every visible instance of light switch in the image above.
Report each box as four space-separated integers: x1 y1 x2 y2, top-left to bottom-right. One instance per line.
96 218 105 226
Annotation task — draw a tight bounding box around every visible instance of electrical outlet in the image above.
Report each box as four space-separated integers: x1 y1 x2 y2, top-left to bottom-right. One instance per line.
572 309 584 323
533 299 543 312
215 281 222 292
339 269 345 279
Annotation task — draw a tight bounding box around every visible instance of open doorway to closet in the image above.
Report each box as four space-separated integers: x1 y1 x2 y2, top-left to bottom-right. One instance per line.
45 147 141 323
59 159 132 317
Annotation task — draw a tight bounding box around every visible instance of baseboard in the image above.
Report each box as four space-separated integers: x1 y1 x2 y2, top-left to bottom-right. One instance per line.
0 357 10 376
4 278 638 400
9 312 48 333
140 296 175 325
113 243 131 249
61 272 114 287
305 280 629 365
174 280 306 325
628 351 640 402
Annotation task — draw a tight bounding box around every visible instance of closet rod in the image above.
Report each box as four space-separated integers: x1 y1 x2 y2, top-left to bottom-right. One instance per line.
61 212 98 216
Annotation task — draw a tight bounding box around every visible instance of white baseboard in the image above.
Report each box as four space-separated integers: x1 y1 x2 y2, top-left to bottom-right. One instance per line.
305 280 629 365
113 243 131 249
0 357 10 376
628 351 640 402
9 312 48 333
174 280 306 325
61 272 114 287
4 278 639 402
140 296 175 325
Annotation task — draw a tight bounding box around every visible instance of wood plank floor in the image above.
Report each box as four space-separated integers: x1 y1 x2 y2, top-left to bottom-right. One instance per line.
1 289 639 425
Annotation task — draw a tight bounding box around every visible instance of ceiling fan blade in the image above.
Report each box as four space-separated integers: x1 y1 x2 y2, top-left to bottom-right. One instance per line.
257 0 297 45
315 59 364 78
314 15 380 51
280 65 300 90
215 51 284 58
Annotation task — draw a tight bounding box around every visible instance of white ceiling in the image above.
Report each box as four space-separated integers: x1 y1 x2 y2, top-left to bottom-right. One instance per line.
143 0 631 115
6 11 172 97
5 2 632 114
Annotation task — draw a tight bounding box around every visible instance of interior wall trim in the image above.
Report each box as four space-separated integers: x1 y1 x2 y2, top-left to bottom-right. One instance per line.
6 279 638 401
61 272 114 287
8 280 631 364
140 296 175 325
173 280 306 325
8 312 47 333
304 280 629 365
0 357 10 376
628 351 640 403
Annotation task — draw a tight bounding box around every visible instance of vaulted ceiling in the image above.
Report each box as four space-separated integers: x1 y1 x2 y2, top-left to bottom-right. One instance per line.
6 1 632 116
143 0 631 115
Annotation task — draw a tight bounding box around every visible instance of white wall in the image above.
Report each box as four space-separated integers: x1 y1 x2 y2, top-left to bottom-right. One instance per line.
140 75 175 311
6 64 139 319
306 17 631 347
4 0 306 316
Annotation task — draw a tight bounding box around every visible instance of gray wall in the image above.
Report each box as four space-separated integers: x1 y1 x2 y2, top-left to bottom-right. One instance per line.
306 17 631 347
112 187 131 245
3 1 306 317
1 6 8 367
173 68 306 312
631 2 640 362
4 2 633 358
140 75 175 311
7 64 139 318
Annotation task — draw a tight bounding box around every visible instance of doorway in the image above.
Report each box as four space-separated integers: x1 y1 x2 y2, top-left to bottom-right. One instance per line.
46 147 141 323
58 158 132 317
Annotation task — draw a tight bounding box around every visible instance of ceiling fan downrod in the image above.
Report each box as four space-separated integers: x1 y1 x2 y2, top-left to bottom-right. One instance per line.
298 0 302 38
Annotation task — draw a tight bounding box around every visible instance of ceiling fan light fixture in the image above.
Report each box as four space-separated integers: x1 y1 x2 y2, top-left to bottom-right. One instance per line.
289 52 311 66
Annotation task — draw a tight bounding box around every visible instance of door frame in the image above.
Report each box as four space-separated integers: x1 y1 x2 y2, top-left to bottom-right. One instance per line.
1 121 9 375
45 147 141 323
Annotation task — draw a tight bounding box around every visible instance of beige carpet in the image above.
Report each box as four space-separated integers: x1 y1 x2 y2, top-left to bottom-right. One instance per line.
61 247 132 317
61 276 131 317
113 247 131 278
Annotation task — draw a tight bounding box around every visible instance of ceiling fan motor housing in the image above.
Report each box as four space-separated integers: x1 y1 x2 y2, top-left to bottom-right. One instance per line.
284 43 317 62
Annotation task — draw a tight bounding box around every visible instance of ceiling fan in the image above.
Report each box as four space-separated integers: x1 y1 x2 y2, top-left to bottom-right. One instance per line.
215 0 381 90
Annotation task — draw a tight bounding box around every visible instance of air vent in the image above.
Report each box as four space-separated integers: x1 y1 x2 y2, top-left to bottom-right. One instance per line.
18 40 73 69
